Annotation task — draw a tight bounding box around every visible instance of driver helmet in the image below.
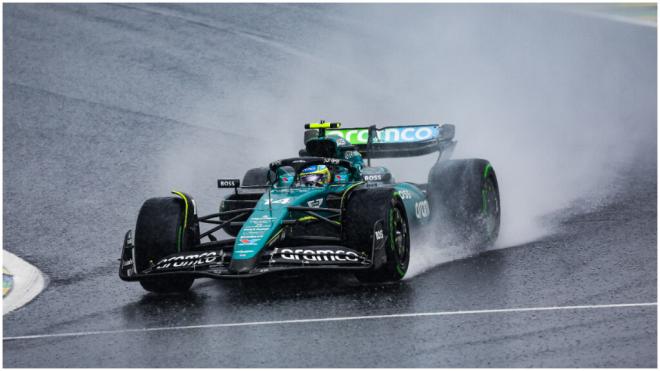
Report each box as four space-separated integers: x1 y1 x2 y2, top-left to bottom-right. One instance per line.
299 165 331 187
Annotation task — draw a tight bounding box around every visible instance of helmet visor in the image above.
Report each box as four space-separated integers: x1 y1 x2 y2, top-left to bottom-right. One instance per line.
300 174 325 186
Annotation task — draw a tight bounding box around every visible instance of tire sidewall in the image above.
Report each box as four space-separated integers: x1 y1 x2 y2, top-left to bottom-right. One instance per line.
134 197 196 293
428 159 500 247
386 196 410 278
345 188 411 281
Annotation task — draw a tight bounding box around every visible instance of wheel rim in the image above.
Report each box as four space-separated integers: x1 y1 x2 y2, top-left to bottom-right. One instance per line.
391 207 409 265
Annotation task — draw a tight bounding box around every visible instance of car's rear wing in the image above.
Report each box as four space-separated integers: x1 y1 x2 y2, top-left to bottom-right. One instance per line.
325 124 456 160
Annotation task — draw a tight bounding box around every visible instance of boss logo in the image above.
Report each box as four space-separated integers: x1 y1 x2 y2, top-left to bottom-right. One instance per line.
415 200 430 219
363 174 382 181
374 229 384 240
217 179 240 188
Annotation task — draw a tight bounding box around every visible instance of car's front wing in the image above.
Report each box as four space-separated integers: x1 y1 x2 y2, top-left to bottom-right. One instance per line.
118 231 375 280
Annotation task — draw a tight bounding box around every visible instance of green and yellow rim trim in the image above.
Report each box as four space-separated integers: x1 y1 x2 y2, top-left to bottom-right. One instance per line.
172 191 190 252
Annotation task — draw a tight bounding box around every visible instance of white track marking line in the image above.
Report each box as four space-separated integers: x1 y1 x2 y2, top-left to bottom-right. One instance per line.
3 302 656 341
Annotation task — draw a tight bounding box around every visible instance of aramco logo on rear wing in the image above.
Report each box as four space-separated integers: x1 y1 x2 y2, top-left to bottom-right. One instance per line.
327 125 438 145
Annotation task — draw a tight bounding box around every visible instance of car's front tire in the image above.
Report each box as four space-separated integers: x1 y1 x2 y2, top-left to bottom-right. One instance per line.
344 188 410 282
134 196 196 293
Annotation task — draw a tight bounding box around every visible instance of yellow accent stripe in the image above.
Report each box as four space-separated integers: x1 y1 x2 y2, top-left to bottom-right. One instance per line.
297 215 340 225
171 191 189 228
266 229 283 246
308 122 341 129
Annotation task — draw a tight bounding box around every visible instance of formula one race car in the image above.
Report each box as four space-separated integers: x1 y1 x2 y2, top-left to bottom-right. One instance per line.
119 122 500 293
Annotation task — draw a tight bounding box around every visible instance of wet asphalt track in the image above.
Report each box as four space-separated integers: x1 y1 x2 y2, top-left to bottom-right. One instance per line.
3 4 657 367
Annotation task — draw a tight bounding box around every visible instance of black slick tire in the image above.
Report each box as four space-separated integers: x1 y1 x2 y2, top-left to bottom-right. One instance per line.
134 197 195 293
427 159 500 249
344 188 410 282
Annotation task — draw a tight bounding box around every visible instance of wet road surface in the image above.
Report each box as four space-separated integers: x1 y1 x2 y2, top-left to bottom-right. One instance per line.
3 4 656 367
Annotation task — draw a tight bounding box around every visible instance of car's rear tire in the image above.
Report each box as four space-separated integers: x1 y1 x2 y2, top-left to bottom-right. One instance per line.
344 188 410 282
427 159 500 249
134 197 195 293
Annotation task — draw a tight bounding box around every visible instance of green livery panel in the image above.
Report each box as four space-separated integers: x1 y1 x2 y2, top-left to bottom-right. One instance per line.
233 184 352 260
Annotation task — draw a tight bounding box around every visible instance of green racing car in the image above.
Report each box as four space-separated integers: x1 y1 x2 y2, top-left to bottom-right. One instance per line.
119 122 500 293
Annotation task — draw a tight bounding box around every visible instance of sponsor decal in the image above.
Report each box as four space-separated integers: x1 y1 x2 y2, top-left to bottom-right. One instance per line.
243 227 269 233
264 198 291 205
241 233 264 239
307 198 323 208
155 252 219 269
122 259 133 267
398 190 413 200
334 137 348 146
363 174 383 181
238 238 259 245
327 126 438 145
323 158 341 165
275 248 360 262
217 179 240 188
302 165 319 172
415 200 430 219
372 220 386 254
